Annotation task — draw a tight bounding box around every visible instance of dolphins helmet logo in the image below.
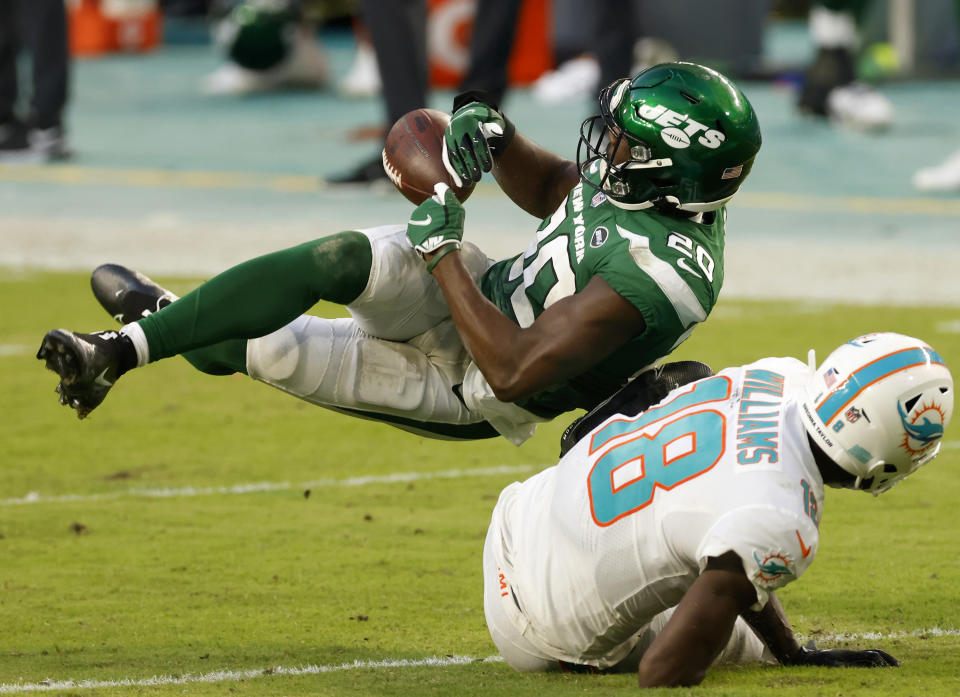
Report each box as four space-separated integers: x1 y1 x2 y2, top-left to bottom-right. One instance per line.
898 399 946 456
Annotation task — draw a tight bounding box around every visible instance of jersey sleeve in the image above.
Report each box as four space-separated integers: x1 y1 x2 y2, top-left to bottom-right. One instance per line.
592 223 712 339
696 505 819 610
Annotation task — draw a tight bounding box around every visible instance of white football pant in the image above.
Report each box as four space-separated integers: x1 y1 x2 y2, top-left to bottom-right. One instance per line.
245 224 546 442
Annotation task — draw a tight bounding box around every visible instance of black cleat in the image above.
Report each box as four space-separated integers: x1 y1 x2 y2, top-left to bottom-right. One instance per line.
91 263 178 324
37 329 127 419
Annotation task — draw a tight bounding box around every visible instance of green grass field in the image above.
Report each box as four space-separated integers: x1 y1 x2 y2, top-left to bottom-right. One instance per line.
2 269 959 696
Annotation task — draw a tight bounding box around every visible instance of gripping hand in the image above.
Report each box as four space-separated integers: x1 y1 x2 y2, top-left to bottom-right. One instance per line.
406 183 465 266
788 642 899 668
442 91 515 187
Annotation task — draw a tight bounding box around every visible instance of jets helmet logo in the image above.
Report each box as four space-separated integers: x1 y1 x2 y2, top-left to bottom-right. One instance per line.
634 101 726 150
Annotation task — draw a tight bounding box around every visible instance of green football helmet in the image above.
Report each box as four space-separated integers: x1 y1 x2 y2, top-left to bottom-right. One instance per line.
211 0 299 72
577 62 762 212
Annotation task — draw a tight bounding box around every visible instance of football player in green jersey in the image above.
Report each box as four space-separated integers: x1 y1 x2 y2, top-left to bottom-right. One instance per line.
38 62 761 447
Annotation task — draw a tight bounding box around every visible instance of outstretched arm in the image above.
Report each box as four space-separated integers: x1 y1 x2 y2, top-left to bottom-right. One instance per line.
732 566 900 671
744 597 899 668
739 591 801 663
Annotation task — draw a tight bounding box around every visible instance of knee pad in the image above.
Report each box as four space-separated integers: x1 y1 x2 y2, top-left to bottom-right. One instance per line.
247 315 338 395
247 316 436 414
353 337 429 411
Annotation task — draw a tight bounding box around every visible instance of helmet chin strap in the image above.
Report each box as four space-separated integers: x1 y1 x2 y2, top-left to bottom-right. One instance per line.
587 159 655 210
622 158 674 170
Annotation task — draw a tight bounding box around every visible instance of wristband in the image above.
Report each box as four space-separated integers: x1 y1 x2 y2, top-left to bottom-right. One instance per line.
494 116 516 155
426 243 460 273
451 90 515 154
452 89 501 112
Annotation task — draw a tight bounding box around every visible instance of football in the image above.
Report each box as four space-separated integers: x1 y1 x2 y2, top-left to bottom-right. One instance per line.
382 108 476 205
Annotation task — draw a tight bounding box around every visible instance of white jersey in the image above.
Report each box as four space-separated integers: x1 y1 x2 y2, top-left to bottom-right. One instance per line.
486 357 824 667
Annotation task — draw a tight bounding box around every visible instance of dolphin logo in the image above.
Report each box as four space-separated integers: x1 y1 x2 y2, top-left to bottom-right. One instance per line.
898 402 944 445
753 551 792 579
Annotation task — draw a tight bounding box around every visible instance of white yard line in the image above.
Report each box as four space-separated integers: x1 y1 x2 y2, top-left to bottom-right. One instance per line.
0 655 504 694
3 628 960 693
0 344 31 357
0 464 537 507
805 627 960 643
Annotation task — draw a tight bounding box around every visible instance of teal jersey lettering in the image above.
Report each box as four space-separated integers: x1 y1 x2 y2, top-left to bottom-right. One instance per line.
479 183 725 417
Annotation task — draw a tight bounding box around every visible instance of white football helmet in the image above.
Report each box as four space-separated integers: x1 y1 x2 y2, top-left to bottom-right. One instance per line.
799 332 953 495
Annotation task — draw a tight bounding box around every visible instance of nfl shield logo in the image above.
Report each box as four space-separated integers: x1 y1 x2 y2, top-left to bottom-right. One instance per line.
590 226 609 248
845 406 862 423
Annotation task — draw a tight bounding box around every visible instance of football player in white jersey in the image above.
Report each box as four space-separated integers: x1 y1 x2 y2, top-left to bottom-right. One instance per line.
483 332 952 686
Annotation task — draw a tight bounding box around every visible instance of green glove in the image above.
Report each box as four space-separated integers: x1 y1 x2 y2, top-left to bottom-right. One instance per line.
406 183 465 262
442 92 515 187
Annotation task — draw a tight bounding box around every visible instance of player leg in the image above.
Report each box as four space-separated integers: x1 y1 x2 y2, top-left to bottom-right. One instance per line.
798 0 894 130
134 220 487 358
39 225 495 435
38 230 373 417
244 224 496 438
89 263 243 376
247 314 497 439
457 0 523 103
136 231 373 362
88 249 496 437
482 515 561 672
0 1 20 136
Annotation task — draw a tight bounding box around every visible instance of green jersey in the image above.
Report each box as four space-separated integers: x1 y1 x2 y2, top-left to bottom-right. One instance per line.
480 181 725 418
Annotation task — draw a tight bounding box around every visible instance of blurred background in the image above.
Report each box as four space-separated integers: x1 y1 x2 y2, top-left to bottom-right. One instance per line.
2 0 960 307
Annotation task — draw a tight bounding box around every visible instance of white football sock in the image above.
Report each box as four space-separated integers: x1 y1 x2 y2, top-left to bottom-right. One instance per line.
120 322 150 367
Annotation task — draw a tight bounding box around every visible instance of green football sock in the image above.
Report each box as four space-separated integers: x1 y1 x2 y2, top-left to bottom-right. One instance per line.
181 341 249 376
138 231 372 369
